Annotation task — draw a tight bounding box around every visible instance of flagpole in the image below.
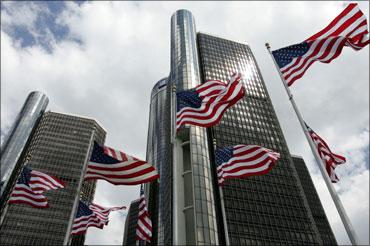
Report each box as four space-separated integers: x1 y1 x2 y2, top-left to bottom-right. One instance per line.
0 154 32 227
171 83 177 144
170 82 180 245
212 139 230 246
265 43 359 245
63 131 95 245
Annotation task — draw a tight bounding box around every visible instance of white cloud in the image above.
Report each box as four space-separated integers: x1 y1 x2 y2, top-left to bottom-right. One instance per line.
310 127 369 245
1 1 369 245
1 2 60 50
1 2 43 29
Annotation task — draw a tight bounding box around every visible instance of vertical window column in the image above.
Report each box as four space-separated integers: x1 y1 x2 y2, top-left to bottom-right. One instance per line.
182 141 196 244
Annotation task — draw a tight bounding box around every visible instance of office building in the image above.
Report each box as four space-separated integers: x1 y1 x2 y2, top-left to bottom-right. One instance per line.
292 155 337 245
122 199 140 246
146 78 168 244
1 91 49 198
144 9 337 245
0 92 106 245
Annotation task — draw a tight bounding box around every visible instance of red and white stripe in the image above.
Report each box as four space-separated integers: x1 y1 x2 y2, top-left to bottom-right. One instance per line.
136 192 152 242
9 169 65 208
217 145 280 185
8 184 49 208
71 202 126 235
308 128 346 183
176 73 245 130
28 170 65 194
89 203 127 225
71 214 105 235
282 3 369 86
103 147 131 162
85 146 159 185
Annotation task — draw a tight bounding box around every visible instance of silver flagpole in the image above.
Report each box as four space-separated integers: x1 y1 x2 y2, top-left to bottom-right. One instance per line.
171 83 179 245
63 131 95 245
171 84 177 145
213 139 230 246
265 43 359 245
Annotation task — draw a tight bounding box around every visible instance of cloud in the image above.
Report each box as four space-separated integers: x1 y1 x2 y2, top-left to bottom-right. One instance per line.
309 127 369 245
1 1 71 51
1 1 368 245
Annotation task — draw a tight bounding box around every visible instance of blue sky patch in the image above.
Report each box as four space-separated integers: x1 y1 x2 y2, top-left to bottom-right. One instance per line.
1 1 83 52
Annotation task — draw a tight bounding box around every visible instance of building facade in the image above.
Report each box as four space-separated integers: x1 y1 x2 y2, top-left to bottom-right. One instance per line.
1 91 48 199
0 97 106 245
122 199 140 246
292 155 337 245
144 9 337 245
146 78 168 245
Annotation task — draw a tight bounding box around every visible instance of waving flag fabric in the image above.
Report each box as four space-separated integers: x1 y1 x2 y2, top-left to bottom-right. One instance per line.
27 169 65 193
215 145 280 185
136 185 152 243
9 167 65 208
176 73 245 130
85 142 159 185
72 201 105 235
71 200 126 235
89 203 126 224
306 124 346 183
272 3 369 86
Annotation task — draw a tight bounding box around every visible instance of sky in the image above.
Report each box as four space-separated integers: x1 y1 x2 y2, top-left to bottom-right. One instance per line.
1 1 369 245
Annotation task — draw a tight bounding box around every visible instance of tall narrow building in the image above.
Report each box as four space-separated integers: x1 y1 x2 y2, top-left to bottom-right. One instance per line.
0 93 106 245
144 9 337 245
122 199 140 246
197 32 322 245
292 155 337 245
146 78 168 244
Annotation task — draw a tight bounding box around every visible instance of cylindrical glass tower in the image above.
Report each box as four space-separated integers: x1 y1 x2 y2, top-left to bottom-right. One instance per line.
170 9 219 245
146 78 168 245
0 91 49 197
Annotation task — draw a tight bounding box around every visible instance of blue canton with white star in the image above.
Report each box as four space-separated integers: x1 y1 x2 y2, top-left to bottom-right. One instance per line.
76 200 93 218
18 167 32 186
215 146 234 167
272 42 310 68
176 89 202 112
90 142 120 164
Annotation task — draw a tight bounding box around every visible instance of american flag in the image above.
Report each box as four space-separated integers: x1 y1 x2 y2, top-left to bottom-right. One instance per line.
215 145 280 185
89 202 126 225
71 201 105 235
272 3 369 86
136 185 152 243
176 73 245 130
85 142 159 185
9 166 65 208
71 200 126 235
306 124 346 183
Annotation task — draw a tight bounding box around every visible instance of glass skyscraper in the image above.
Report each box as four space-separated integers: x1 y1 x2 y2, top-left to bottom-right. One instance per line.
0 93 106 245
145 9 336 245
122 199 140 246
146 78 168 244
292 155 337 245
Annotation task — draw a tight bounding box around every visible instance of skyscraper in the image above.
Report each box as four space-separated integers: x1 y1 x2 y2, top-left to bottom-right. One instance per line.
144 9 337 245
0 93 106 245
292 155 337 245
122 199 140 246
146 78 168 244
1 91 49 199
